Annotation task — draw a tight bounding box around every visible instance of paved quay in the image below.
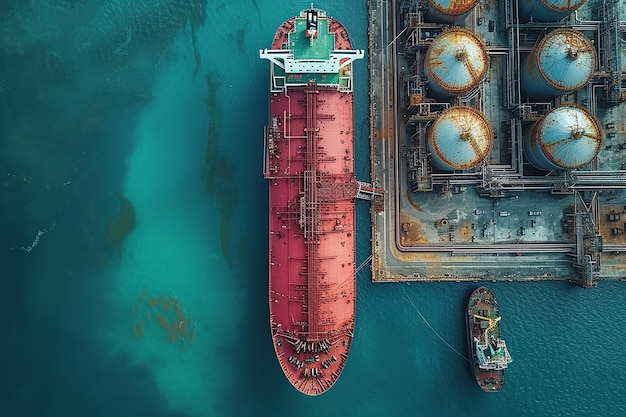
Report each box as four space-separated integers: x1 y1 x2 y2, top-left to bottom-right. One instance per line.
367 0 399 282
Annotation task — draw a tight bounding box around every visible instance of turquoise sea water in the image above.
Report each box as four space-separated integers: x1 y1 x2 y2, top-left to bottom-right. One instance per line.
1 1 625 416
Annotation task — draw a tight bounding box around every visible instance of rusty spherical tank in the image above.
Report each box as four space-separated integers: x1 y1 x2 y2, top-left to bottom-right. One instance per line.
521 29 596 99
424 0 480 23
524 105 603 171
428 106 493 171
425 28 488 97
519 0 587 22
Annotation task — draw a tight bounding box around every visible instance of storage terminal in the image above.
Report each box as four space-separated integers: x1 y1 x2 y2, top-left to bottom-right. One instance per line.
367 0 626 286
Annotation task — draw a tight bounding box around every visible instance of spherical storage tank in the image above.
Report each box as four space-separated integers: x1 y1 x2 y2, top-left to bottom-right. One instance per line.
519 0 587 22
425 28 488 97
521 29 596 99
424 0 479 23
524 105 603 171
428 106 493 171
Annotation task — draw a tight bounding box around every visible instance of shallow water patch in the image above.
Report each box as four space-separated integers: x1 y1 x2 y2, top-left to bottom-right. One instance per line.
132 293 195 352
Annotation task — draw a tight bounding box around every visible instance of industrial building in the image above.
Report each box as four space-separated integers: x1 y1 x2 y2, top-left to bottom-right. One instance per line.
368 0 626 286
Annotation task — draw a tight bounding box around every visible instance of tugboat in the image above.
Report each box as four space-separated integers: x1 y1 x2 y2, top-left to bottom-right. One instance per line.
466 286 512 392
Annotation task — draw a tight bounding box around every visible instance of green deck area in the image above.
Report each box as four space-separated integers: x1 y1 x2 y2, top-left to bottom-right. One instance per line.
265 15 355 90
290 17 333 60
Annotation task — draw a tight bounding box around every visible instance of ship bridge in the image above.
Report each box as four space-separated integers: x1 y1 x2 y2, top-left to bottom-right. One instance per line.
259 9 364 92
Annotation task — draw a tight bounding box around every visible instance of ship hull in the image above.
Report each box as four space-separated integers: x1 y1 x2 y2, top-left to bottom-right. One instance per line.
261 9 361 395
466 287 508 392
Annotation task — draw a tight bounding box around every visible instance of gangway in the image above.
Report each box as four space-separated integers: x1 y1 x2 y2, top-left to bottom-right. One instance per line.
355 181 384 200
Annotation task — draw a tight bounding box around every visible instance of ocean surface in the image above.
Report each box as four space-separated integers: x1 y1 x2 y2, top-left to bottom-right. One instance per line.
1 1 625 416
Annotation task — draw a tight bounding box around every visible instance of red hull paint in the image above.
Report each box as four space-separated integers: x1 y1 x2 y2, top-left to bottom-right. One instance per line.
264 15 357 395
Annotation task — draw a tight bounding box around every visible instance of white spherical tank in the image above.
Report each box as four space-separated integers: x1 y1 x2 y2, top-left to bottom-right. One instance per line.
521 29 596 99
519 0 587 22
524 105 603 171
424 0 479 23
428 106 493 171
425 28 488 97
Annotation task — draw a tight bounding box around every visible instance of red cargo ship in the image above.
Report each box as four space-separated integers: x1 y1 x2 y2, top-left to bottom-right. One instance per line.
260 7 363 395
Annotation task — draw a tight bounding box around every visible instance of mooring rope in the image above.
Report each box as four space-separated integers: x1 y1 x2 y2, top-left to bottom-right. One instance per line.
334 253 373 290
355 254 372 275
400 283 470 362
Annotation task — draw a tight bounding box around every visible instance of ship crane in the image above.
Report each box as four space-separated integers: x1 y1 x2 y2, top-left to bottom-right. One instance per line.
472 313 511 370
473 314 501 343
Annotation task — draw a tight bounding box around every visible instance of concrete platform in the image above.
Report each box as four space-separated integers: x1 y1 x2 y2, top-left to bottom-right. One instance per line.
368 0 626 285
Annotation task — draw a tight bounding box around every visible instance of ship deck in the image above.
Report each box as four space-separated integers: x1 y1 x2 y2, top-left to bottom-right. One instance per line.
267 85 357 341
291 18 333 60
264 11 358 395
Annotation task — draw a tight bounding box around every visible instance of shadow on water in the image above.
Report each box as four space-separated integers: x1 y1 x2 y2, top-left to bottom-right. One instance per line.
202 73 240 269
105 194 136 258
